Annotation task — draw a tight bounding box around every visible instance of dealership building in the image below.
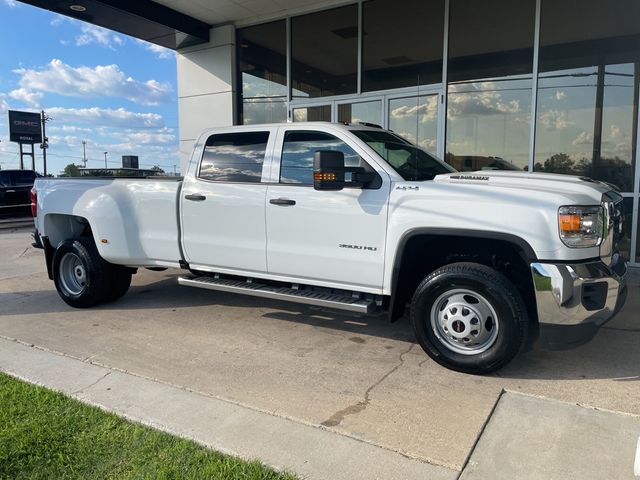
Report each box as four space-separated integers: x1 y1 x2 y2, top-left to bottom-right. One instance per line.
23 0 640 265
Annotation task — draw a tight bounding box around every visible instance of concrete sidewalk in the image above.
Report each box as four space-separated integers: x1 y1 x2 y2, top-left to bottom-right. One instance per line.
0 337 456 480
461 391 640 480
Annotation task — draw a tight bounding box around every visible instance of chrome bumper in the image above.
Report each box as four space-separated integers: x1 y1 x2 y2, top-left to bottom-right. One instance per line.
531 255 628 349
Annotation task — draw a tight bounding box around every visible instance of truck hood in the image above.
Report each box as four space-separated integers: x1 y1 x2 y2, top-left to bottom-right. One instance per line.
432 170 611 203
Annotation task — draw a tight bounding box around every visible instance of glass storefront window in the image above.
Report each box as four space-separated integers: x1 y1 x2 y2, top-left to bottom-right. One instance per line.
388 95 439 156
362 0 444 92
534 0 640 192
291 5 358 99
337 101 382 125
237 21 287 125
446 0 535 171
292 105 332 122
619 197 634 262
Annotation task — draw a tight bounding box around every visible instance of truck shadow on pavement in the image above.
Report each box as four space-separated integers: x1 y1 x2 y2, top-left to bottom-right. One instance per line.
2 273 639 382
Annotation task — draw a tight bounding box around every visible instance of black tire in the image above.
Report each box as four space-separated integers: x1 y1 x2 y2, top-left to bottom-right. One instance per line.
410 262 528 374
52 237 114 308
105 266 132 302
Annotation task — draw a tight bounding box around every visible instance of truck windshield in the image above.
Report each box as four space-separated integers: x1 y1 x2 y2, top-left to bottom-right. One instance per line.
352 130 456 181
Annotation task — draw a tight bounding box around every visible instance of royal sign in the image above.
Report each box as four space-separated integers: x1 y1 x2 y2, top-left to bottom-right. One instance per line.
8 110 42 144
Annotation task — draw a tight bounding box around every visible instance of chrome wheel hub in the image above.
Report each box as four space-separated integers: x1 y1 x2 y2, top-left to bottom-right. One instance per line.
430 288 499 355
59 253 87 296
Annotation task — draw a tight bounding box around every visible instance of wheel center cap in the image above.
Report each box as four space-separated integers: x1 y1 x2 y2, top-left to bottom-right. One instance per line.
452 320 465 333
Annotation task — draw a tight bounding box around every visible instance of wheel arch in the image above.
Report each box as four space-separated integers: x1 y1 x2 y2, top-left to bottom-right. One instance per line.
42 213 97 280
388 228 538 325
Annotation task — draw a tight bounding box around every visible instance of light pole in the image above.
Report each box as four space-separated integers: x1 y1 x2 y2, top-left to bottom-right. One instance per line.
82 141 87 167
103 151 108 168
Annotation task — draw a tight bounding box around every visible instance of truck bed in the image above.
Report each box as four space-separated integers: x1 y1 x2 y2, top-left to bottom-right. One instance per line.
34 177 184 268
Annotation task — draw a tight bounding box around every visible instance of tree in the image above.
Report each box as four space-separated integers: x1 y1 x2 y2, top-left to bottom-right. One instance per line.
541 153 575 175
63 163 81 177
150 165 165 175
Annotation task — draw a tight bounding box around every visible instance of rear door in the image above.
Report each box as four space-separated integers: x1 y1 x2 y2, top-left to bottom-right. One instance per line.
0 171 10 208
8 170 35 207
180 128 276 274
265 126 390 292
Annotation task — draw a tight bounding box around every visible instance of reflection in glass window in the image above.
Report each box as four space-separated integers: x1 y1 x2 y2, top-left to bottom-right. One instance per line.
237 21 287 125
199 132 269 183
292 105 332 122
337 101 382 126
534 0 639 192
291 5 358 98
446 0 535 171
280 131 364 184
388 95 438 156
362 0 444 92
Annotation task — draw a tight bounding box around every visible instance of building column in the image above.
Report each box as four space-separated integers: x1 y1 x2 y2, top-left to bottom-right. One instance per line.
177 25 237 173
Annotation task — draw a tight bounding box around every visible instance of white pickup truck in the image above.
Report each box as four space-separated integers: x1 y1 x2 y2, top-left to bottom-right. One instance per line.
31 122 628 373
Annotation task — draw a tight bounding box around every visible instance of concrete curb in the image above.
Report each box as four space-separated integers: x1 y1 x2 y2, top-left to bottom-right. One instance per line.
0 337 456 480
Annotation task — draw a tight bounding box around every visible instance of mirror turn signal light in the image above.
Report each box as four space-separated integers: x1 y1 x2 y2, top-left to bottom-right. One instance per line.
314 172 337 181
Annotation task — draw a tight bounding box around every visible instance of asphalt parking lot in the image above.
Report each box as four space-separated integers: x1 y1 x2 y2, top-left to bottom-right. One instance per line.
1 227 639 475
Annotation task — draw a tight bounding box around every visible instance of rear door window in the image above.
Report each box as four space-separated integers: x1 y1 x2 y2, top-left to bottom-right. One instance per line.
10 171 36 186
199 132 270 183
0 172 10 187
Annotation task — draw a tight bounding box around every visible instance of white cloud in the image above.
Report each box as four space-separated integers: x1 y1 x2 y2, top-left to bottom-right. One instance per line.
15 59 172 105
9 88 43 108
48 125 92 134
75 24 125 49
135 39 175 59
391 99 438 123
4 0 17 7
125 130 176 145
46 106 165 129
0 94 9 114
555 90 566 101
539 109 572 131
448 82 522 118
572 131 593 146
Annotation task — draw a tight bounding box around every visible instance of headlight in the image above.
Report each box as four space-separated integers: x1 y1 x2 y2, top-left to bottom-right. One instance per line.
558 206 603 248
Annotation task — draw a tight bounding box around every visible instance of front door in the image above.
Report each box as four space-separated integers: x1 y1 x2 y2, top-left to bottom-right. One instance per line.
265 126 390 292
181 128 277 273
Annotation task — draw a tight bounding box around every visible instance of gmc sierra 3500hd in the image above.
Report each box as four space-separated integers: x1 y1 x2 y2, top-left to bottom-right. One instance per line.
31 122 628 374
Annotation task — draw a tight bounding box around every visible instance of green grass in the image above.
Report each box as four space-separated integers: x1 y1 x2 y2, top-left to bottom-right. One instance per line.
0 373 298 480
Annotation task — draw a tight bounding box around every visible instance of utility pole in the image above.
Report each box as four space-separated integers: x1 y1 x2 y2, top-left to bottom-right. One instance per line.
103 151 108 168
82 141 87 167
40 110 50 176
173 164 176 176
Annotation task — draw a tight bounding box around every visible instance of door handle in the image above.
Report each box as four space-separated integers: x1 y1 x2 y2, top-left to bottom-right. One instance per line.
269 198 296 206
6 190 15 193
185 193 206 201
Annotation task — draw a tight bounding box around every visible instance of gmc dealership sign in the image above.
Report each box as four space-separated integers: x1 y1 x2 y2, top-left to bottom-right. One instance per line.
8 110 42 144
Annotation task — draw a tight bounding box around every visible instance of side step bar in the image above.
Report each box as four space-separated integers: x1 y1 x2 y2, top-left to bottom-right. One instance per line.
178 274 376 314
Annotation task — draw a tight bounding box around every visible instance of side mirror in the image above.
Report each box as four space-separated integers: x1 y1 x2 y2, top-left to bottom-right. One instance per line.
313 150 345 191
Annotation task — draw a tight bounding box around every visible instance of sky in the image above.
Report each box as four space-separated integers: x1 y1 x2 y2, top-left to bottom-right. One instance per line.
0 0 179 175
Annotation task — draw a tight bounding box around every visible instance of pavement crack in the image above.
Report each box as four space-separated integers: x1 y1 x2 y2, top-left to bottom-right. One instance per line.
321 343 415 428
71 371 112 395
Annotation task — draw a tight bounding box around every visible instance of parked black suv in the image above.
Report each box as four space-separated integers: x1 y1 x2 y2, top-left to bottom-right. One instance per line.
0 169 38 217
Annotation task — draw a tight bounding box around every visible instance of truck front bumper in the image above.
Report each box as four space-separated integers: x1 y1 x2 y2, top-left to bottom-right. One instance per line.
531 255 628 350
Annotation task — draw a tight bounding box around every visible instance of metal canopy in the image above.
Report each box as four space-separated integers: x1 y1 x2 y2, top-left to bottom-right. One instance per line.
19 0 211 49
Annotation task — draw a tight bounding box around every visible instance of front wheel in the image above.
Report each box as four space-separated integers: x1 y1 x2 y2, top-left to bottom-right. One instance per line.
411 262 528 374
